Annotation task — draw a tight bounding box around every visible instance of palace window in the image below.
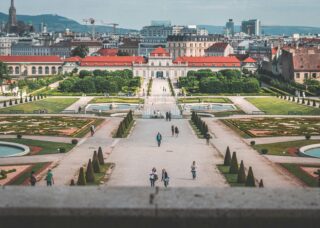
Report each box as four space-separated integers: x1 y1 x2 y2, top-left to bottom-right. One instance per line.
304 73 308 79
52 67 57 74
38 67 43 75
32 67 36 75
296 73 300 78
15 67 19 75
8 67 13 74
45 67 49 74
312 73 317 78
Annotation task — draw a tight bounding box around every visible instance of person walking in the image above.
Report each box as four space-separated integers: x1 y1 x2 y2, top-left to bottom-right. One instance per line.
30 171 37 186
191 161 197 180
206 133 211 145
175 126 179 137
90 125 95 136
45 169 54 186
149 168 158 187
161 169 170 188
171 125 175 137
156 132 162 147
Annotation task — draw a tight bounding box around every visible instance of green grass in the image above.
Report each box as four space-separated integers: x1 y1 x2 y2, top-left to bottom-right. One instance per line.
178 97 231 104
253 140 320 156
0 138 75 155
74 118 105 138
90 97 144 104
4 162 50 186
246 97 320 115
0 98 79 114
217 165 245 187
87 163 113 186
280 163 320 187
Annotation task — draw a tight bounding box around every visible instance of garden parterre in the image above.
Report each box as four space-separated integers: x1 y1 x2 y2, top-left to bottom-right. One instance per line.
223 117 320 138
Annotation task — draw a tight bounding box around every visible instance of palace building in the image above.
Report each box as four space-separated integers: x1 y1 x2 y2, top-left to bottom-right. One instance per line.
1 47 257 78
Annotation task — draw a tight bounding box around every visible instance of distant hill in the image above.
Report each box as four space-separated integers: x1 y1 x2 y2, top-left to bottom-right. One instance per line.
199 25 320 36
0 12 137 34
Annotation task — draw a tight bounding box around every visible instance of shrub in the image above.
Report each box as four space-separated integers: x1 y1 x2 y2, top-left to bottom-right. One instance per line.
224 146 232 166
92 153 101 173
250 141 256 146
59 147 66 153
20 97 23 103
245 167 256 187
229 152 239 174
313 100 317 107
77 167 86 186
15 99 18 105
261 149 268 155
85 159 95 183
305 134 311 140
17 134 22 139
9 99 12 106
307 100 311 106
71 139 78 145
25 97 28 103
3 101 7 107
98 147 105 165
237 160 246 184
70 179 75 186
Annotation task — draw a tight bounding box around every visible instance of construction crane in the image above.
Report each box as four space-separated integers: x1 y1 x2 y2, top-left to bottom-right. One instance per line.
83 18 96 39
101 21 119 35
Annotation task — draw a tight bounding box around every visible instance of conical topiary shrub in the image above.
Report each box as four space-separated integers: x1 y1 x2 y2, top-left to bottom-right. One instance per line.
313 100 317 107
307 100 311 106
15 99 18 105
93 150 98 162
224 146 232 166
245 167 256 187
93 155 101 173
9 99 12 106
85 159 95 183
237 160 246 184
20 97 23 103
98 147 105 165
3 101 7 107
259 179 264 188
70 179 75 186
229 152 239 174
25 97 28 103
77 167 86 186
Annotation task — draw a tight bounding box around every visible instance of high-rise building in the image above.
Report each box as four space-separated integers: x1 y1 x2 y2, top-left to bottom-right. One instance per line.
241 19 261 36
225 19 235 36
8 0 18 33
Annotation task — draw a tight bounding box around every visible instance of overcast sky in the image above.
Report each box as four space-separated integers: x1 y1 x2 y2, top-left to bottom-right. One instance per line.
1 0 320 28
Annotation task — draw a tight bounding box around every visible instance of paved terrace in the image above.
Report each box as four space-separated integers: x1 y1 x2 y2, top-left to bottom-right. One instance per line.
0 187 319 228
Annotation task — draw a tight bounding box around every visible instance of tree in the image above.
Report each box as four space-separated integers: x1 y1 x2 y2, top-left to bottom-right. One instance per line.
77 167 86 186
93 154 101 174
98 147 105 165
245 167 256 187
224 146 232 166
71 45 89 58
20 97 23 104
85 159 95 183
229 152 239 174
237 161 246 184
0 62 9 95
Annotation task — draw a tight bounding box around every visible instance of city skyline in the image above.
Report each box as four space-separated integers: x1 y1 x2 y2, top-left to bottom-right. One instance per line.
0 0 319 29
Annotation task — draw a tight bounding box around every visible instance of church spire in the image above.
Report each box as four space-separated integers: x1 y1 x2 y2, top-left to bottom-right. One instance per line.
11 0 14 7
8 0 17 32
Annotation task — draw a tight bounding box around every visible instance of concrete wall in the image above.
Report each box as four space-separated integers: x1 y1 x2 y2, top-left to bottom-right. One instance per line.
0 187 319 228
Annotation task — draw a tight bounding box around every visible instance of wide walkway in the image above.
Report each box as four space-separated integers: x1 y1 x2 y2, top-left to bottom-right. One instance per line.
229 97 261 114
107 78 227 188
204 118 302 188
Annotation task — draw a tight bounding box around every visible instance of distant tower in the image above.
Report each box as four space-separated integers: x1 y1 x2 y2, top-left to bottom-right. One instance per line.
8 0 18 33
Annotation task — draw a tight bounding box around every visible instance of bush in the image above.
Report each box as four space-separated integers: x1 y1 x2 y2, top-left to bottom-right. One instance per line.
250 141 256 146
261 149 268 155
237 160 246 184
9 99 12 106
85 159 95 183
59 147 66 153
17 134 22 139
305 134 311 140
98 147 105 165
77 167 86 186
92 152 101 173
224 146 231 166
71 139 78 145
245 167 256 187
259 179 264 188
3 101 7 107
229 152 239 174
14 99 18 105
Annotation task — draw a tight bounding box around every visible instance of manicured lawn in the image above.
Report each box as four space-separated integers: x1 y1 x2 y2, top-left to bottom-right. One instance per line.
90 97 144 104
0 98 79 114
280 163 320 187
246 97 320 115
178 97 231 104
217 165 245 187
0 138 75 155
5 162 50 186
253 140 320 156
87 163 114 186
0 116 103 138
223 117 320 138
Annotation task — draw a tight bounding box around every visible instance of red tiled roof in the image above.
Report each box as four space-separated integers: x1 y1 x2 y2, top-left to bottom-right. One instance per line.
174 56 241 67
97 48 118 56
205 43 229 53
243 57 256 63
0 56 63 63
150 47 170 57
293 53 320 71
64 56 82 62
78 56 146 67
